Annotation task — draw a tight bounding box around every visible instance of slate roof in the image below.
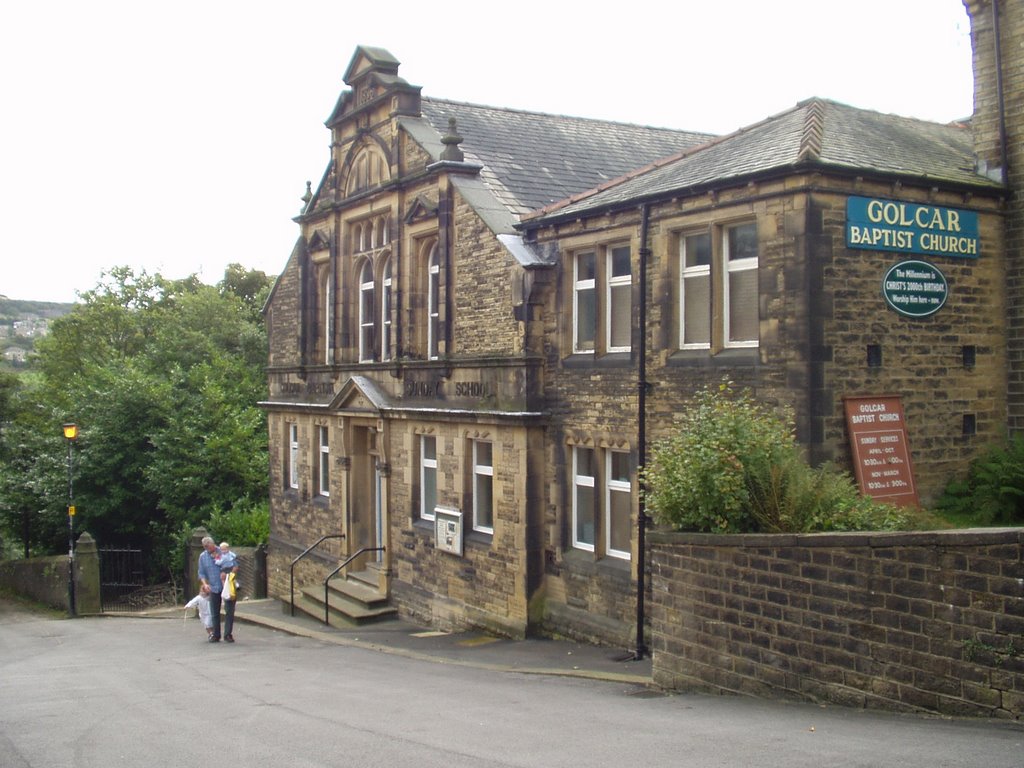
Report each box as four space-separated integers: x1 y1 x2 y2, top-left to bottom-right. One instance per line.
520 99 1001 226
416 98 714 217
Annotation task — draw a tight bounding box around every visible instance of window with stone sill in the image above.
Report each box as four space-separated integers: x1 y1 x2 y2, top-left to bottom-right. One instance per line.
419 434 437 522
470 439 494 534
313 262 332 365
678 220 758 352
317 425 330 498
571 242 632 356
349 213 391 363
570 444 633 561
287 422 299 490
427 241 441 360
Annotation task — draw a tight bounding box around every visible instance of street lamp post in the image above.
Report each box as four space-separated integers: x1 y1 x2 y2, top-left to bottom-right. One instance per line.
62 422 78 616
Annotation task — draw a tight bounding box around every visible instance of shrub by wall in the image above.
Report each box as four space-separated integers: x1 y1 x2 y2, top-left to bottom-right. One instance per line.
649 528 1024 718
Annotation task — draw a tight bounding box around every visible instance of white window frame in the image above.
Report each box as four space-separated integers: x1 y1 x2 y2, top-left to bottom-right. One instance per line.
571 447 596 551
605 450 632 560
427 243 440 360
679 232 712 350
317 425 330 497
723 221 759 348
471 440 494 534
420 434 437 522
322 269 333 364
381 257 392 362
358 259 375 362
573 251 596 354
288 423 299 490
606 244 632 352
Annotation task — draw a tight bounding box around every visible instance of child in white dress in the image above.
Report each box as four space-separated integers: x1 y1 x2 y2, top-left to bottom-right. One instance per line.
183 584 214 639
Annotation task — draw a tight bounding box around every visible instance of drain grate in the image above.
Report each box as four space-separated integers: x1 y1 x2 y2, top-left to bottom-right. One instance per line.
625 688 669 699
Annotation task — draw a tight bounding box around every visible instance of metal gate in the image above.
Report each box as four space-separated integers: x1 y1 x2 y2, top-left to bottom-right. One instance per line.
99 547 145 612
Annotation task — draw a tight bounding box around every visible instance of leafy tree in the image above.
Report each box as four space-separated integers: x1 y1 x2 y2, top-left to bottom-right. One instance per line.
220 262 273 316
0 265 273 578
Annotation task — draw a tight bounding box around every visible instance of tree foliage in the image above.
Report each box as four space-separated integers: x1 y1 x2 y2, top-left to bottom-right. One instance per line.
0 266 273 576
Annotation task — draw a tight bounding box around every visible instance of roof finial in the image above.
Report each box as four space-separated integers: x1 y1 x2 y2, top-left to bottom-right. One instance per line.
301 181 312 210
440 117 464 162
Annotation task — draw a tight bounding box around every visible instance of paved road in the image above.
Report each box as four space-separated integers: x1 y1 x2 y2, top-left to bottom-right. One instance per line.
1 599 1021 768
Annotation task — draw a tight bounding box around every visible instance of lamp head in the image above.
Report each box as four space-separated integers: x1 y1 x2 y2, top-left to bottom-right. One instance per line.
62 423 78 441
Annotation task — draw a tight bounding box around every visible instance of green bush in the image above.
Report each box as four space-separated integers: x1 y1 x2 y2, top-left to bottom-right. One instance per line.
203 500 269 547
644 383 910 533
935 434 1024 526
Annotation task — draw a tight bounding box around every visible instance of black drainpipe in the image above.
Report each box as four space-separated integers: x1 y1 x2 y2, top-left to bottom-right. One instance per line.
634 203 651 660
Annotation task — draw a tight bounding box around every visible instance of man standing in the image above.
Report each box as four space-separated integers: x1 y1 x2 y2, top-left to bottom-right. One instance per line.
197 536 223 643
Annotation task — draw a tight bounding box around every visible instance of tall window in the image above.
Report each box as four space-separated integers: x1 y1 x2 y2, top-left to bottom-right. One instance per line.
606 451 632 559
677 221 758 351
724 222 759 347
287 423 299 490
607 245 632 351
572 242 632 355
381 257 392 361
679 232 711 349
471 440 494 533
322 268 333 364
427 242 440 360
420 435 437 521
358 260 375 362
572 447 596 551
317 426 330 497
573 252 596 353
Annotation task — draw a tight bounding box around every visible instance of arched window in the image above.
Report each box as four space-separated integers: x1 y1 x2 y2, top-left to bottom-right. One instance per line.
427 241 440 360
323 270 332 364
345 145 390 196
358 260 375 362
381 256 393 362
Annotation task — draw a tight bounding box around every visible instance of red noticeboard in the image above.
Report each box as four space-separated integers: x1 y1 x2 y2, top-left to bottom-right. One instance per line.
843 395 919 507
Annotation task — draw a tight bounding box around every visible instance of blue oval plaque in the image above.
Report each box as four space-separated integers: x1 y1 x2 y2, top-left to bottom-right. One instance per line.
882 260 948 318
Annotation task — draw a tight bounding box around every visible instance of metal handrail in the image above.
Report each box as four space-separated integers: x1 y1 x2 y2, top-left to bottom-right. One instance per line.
289 534 345 616
322 546 385 626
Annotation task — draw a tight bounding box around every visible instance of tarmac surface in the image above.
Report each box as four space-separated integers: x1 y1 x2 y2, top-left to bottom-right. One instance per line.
142 596 654 685
5 594 1024 767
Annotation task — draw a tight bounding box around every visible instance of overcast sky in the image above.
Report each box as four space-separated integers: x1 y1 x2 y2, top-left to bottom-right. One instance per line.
1 0 975 303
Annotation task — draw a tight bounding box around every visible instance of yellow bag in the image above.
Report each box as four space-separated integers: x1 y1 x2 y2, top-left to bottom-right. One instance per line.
223 572 237 601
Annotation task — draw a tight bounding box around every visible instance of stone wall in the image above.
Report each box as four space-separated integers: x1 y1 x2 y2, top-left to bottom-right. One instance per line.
0 532 101 614
966 0 1024 430
649 528 1024 718
0 555 72 611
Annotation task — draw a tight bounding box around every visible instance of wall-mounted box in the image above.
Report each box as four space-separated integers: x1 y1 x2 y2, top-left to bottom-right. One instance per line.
434 506 463 556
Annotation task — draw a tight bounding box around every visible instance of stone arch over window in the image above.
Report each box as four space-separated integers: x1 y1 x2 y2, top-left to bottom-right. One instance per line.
344 144 390 197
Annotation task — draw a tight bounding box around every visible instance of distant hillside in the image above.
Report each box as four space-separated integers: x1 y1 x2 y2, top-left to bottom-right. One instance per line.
0 297 75 319
0 297 76 370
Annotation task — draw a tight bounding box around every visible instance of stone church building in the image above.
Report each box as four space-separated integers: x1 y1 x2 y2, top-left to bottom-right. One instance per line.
263 0 1021 647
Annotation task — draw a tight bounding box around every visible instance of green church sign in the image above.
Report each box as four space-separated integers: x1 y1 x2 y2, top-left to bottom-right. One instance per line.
882 260 948 317
847 196 979 259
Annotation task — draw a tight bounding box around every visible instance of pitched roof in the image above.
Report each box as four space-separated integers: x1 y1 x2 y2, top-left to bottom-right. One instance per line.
521 99 1000 225
416 98 714 217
